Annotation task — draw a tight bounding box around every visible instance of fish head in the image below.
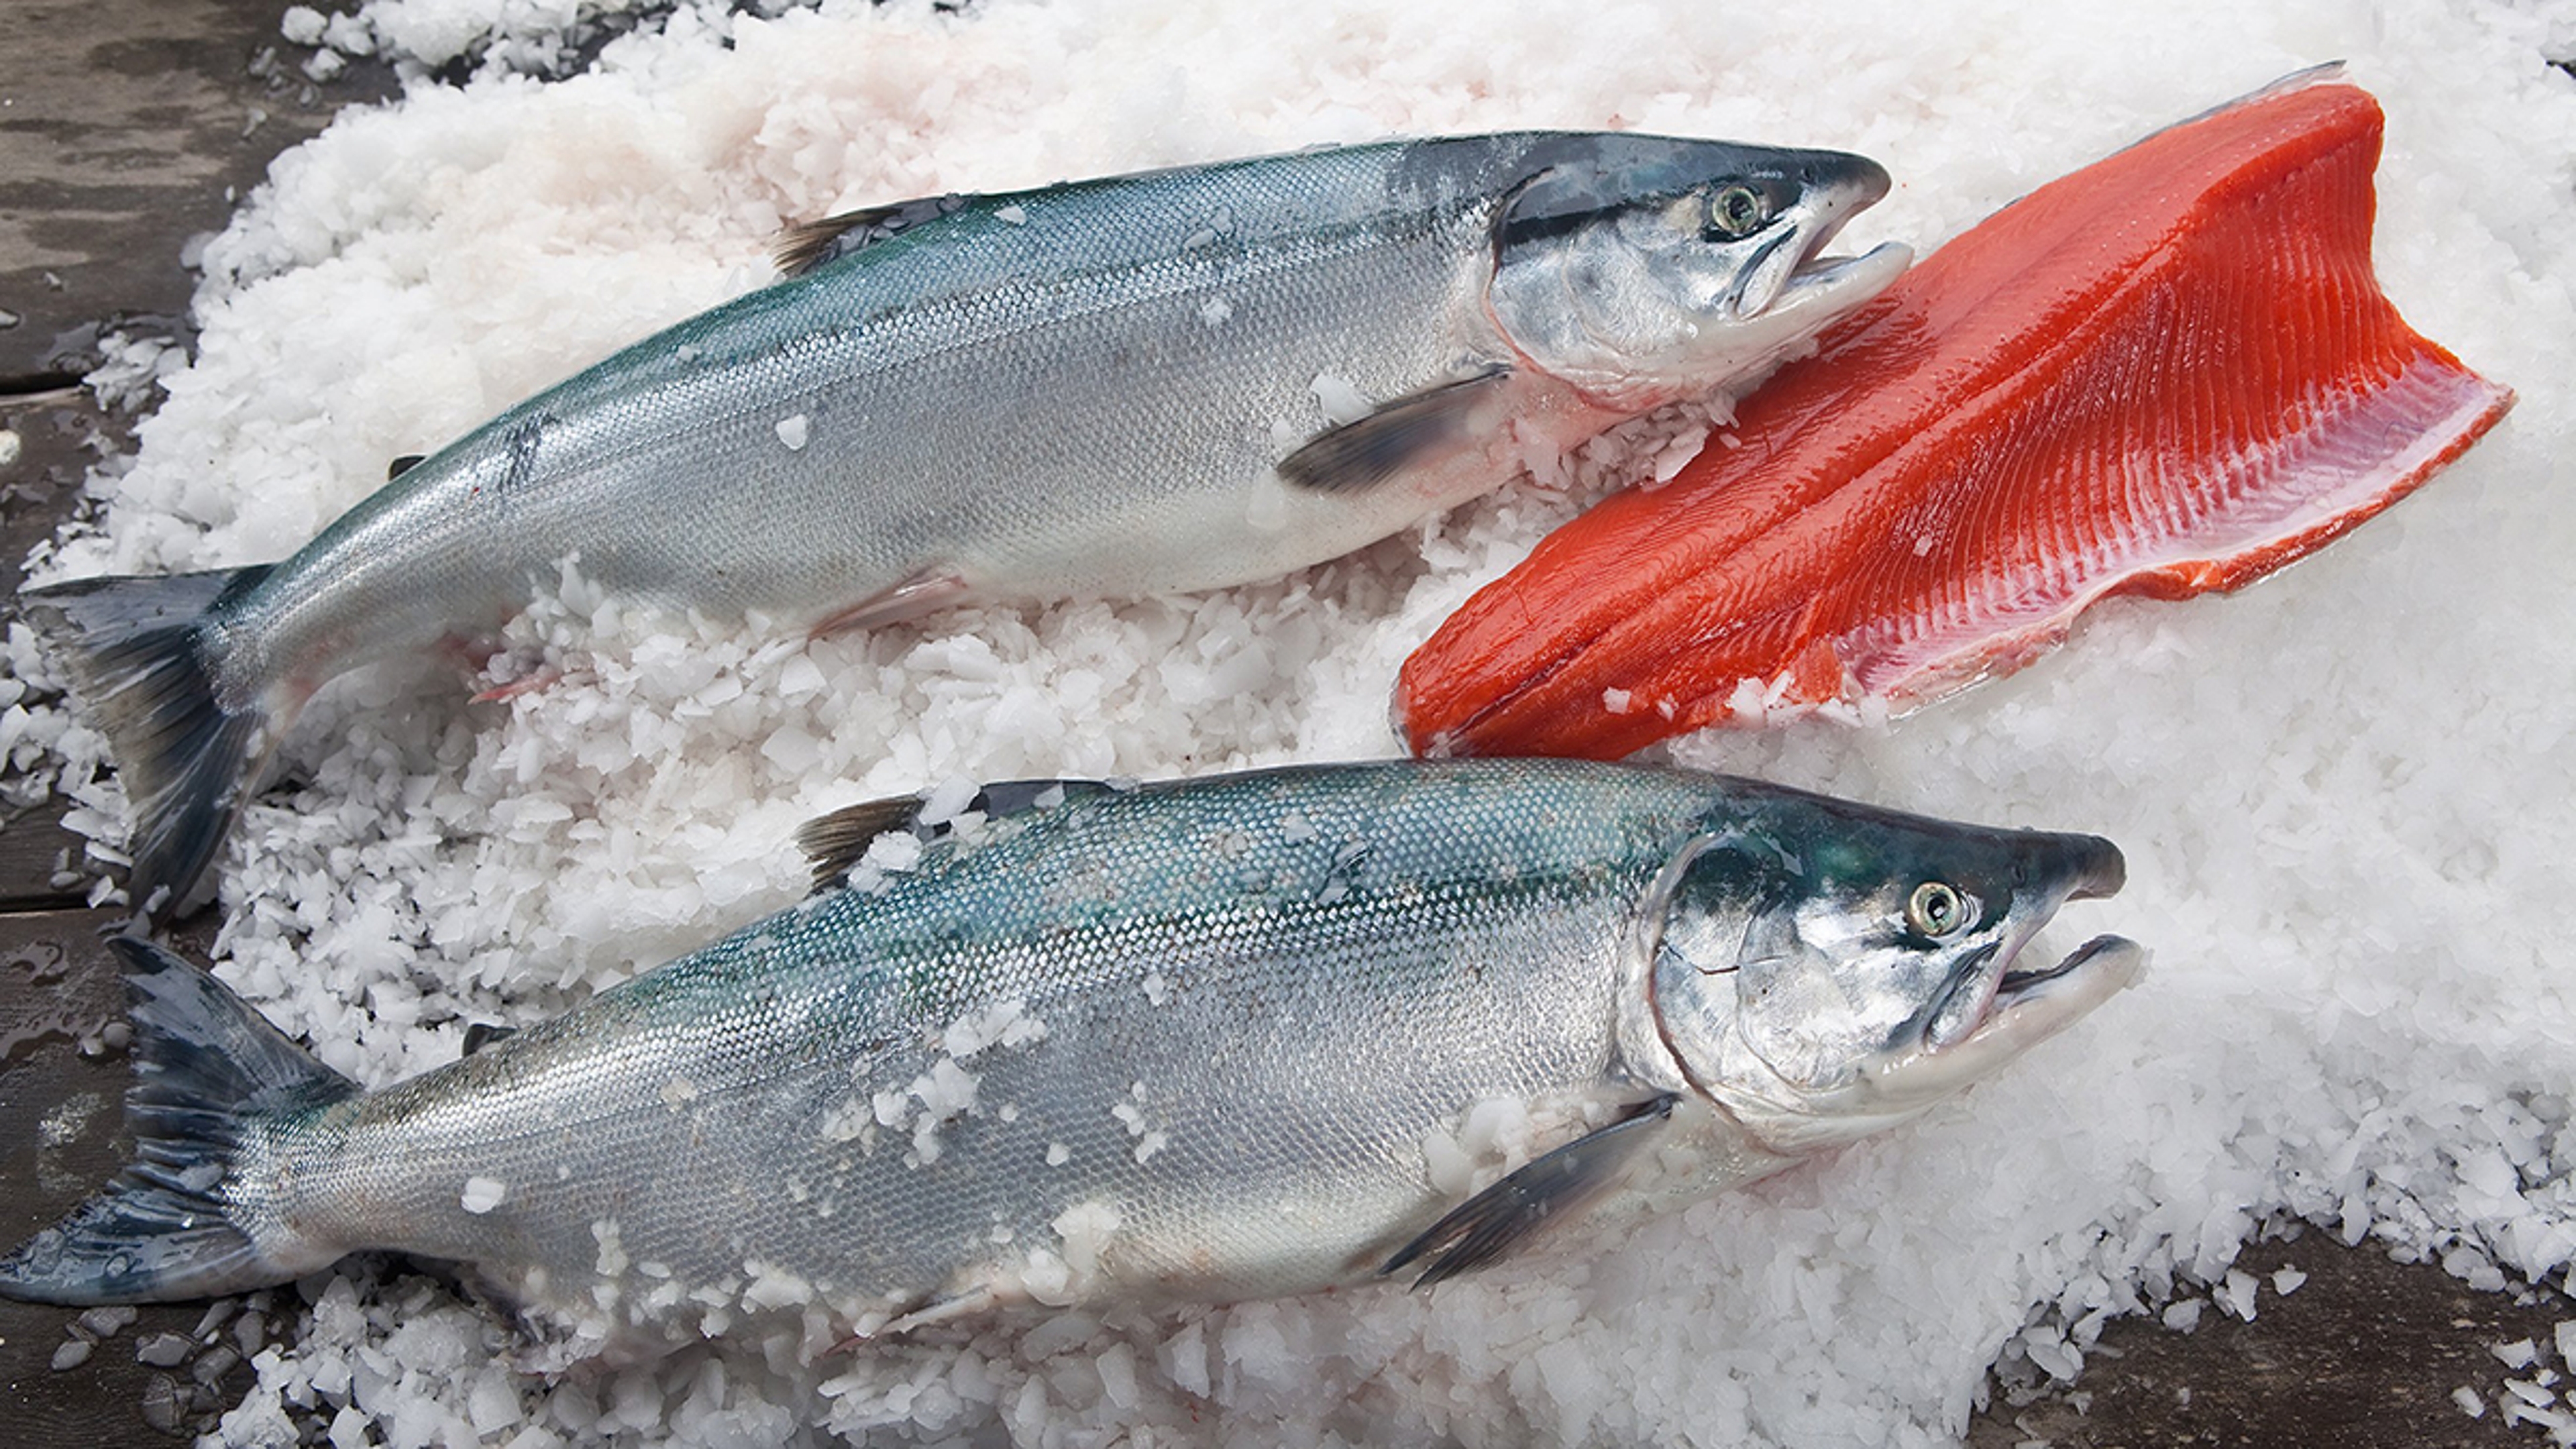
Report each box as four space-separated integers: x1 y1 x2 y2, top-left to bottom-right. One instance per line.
1488 135 1913 410
1641 786 2142 1154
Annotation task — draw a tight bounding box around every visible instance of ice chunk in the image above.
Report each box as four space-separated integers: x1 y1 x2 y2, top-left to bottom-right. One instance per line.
1309 372 1371 425
2218 1269 2258 1321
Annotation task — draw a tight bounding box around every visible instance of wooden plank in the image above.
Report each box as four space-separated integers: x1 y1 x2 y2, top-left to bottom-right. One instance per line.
1967 1234 2572 1448
5 386 123 912
3 381 118 912
0 388 109 600
0 0 386 384
0 806 86 914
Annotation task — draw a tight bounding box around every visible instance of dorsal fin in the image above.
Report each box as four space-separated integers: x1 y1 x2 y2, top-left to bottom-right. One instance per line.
794 778 1118 892
388 454 426 480
795 796 926 890
773 194 979 278
1277 367 1513 494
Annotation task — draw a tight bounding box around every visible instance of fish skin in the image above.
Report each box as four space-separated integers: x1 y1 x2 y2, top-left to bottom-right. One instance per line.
1396 72 2514 761
0 760 2138 1344
17 131 1909 916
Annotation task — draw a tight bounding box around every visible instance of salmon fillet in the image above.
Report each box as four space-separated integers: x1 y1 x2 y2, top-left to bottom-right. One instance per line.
1399 71 2514 760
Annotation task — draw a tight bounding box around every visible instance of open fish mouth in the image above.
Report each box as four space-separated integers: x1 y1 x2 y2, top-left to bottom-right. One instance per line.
1877 930 2145 1112
1731 204 1913 321
1742 908 2144 1152
1730 835 2141 1146
1921 839 2137 1061
1997 932 2133 998
1781 239 1912 298
1990 846 2134 1000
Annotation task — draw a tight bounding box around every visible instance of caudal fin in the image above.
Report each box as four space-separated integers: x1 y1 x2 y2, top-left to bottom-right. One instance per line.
19 566 277 914
0 938 356 1304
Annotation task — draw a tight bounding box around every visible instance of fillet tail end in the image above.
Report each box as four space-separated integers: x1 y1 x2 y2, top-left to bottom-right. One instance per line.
0 938 356 1305
19 566 276 915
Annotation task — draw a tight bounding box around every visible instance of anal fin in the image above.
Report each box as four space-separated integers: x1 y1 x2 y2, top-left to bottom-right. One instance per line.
468 665 562 705
877 1285 1001 1338
828 1283 1006 1353
1381 1093 1676 1288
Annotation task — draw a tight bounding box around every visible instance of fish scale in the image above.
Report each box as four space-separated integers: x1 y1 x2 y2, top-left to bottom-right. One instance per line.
1 759 2140 1344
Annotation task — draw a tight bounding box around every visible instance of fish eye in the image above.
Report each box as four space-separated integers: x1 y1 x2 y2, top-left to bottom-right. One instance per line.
1905 881 1972 937
1705 184 1770 241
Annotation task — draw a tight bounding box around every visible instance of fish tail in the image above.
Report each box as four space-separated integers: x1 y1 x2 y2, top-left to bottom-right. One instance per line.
19 566 280 914
0 938 356 1304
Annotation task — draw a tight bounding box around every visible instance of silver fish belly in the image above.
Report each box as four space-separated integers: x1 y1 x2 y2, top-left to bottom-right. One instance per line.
21 131 1908 913
0 761 2139 1348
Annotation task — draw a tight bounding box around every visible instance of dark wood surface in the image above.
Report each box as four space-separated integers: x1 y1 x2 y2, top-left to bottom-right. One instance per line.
0 3 2565 1444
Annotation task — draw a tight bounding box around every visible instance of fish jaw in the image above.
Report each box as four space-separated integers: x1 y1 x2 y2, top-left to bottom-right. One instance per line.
1917 831 2125 1051
1701 162 1913 398
1736 237 1912 333
1705 929 2145 1155
1843 934 2148 1134
1859 830 2140 1139
1398 74 2514 761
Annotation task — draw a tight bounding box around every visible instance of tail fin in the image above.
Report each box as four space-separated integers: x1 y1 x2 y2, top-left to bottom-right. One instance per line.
18 566 277 914
0 938 356 1304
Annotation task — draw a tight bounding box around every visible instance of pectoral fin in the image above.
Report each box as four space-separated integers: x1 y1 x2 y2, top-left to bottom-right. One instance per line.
1277 367 1512 494
1381 1093 1677 1288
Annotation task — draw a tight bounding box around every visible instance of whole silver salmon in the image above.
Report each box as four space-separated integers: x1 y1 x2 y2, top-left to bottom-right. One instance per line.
0 760 2139 1350
23 131 1907 914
